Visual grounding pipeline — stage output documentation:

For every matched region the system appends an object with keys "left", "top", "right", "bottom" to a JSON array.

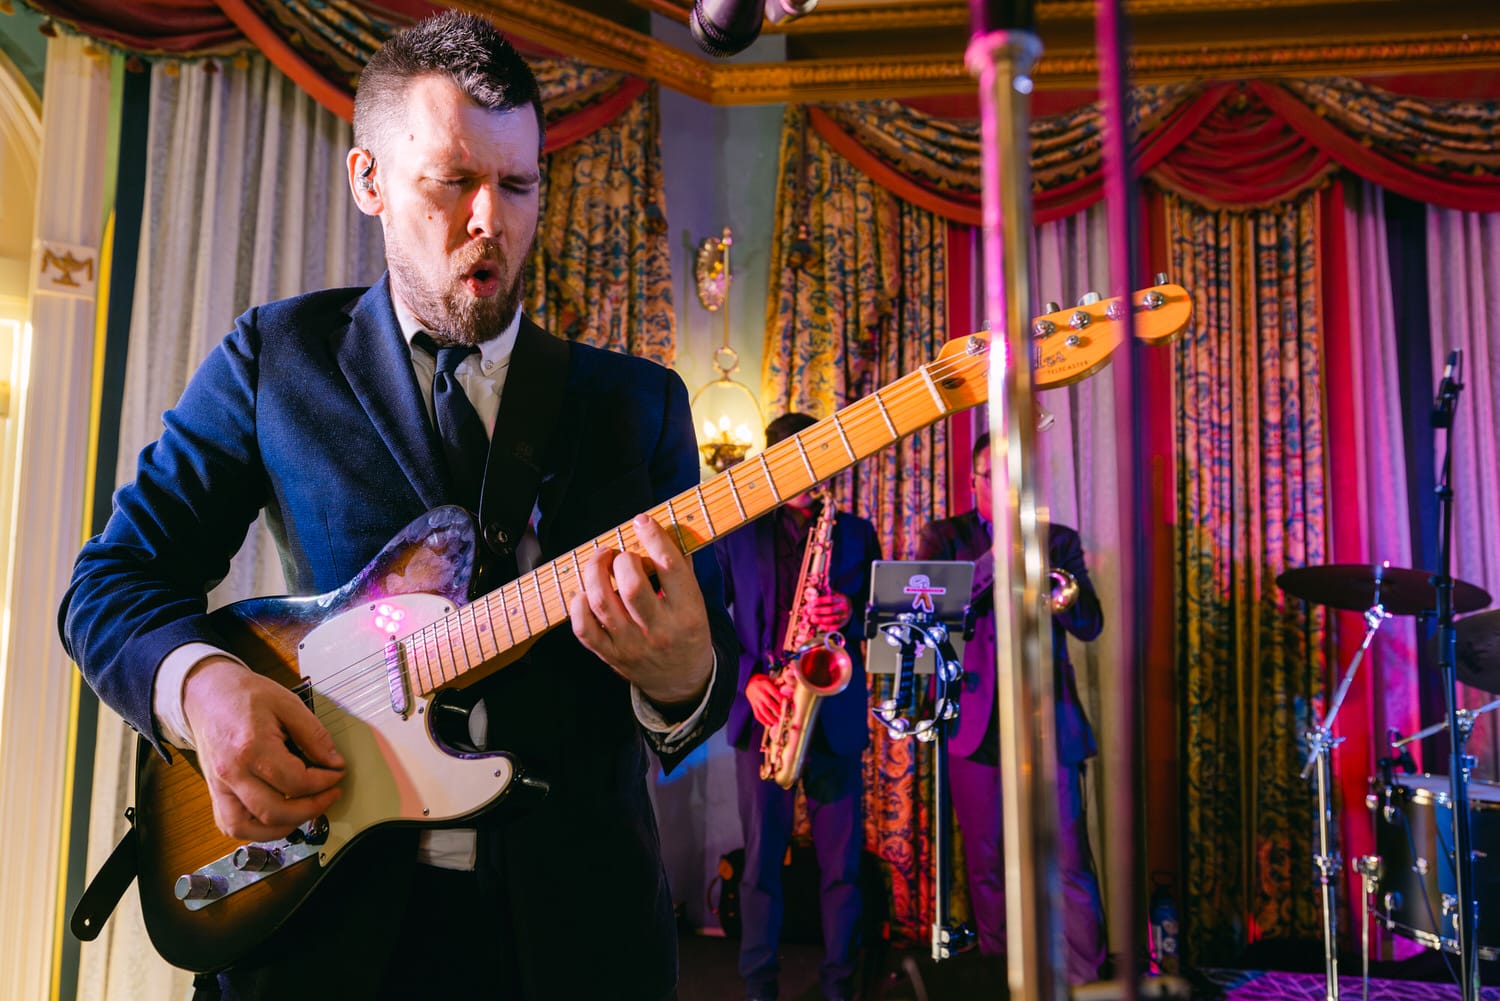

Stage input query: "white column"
[{"left": 0, "top": 34, "right": 110, "bottom": 1001}]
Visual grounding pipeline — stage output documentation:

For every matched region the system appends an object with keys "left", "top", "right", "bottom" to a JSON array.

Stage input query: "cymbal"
[
  {"left": 1451, "top": 610, "right": 1500, "bottom": 694},
  {"left": 1275, "top": 564, "right": 1492, "bottom": 615}
]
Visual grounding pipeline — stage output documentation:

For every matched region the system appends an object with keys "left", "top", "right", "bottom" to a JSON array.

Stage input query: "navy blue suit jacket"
[
  {"left": 59, "top": 275, "right": 737, "bottom": 997},
  {"left": 916, "top": 512, "right": 1101, "bottom": 765},
  {"left": 714, "top": 506, "right": 881, "bottom": 759}
]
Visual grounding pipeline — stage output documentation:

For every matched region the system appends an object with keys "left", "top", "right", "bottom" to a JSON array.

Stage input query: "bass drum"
[{"left": 1371, "top": 772, "right": 1500, "bottom": 958}]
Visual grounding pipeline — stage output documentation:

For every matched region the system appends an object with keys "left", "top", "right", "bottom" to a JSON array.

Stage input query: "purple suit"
[
  {"left": 715, "top": 507, "right": 881, "bottom": 1001},
  {"left": 916, "top": 512, "right": 1106, "bottom": 983}
]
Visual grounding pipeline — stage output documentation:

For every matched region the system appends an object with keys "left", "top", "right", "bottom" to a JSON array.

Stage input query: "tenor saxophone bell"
[{"left": 761, "top": 635, "right": 853, "bottom": 789}]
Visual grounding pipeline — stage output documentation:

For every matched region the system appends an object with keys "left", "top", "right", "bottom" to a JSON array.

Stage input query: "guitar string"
[{"left": 278, "top": 343, "right": 999, "bottom": 735}]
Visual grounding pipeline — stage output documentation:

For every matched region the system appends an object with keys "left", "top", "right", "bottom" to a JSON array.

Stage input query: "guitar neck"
[{"left": 399, "top": 336, "right": 991, "bottom": 695}]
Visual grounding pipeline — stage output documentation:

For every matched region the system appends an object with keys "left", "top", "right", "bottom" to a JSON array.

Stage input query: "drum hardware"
[
  {"left": 1347, "top": 352, "right": 1488, "bottom": 1001},
  {"left": 1390, "top": 698, "right": 1500, "bottom": 753},
  {"left": 1278, "top": 481, "right": 1494, "bottom": 1000},
  {"left": 1294, "top": 597, "right": 1391, "bottom": 1001},
  {"left": 1274, "top": 559, "right": 1479, "bottom": 1001},
  {"left": 1353, "top": 854, "right": 1381, "bottom": 1001}
]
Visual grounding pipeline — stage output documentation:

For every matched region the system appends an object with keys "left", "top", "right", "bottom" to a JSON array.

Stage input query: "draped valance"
[
  {"left": 810, "top": 76, "right": 1500, "bottom": 218},
  {"left": 15, "top": 0, "right": 646, "bottom": 149}
]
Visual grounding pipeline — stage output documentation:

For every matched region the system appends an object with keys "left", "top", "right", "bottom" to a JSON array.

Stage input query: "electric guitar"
[{"left": 126, "top": 283, "right": 1191, "bottom": 972}]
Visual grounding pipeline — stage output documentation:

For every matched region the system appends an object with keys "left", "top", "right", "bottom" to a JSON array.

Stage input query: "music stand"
[{"left": 864, "top": 559, "right": 975, "bottom": 961}]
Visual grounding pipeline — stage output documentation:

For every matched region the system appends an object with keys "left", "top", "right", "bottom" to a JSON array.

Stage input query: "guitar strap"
[
  {"left": 474, "top": 318, "right": 570, "bottom": 574},
  {"left": 70, "top": 808, "right": 137, "bottom": 943}
]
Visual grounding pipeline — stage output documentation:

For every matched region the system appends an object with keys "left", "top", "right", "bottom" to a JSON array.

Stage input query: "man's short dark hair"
[
  {"left": 765, "top": 412, "right": 818, "bottom": 447},
  {"left": 973, "top": 431, "right": 990, "bottom": 461},
  {"left": 354, "top": 11, "right": 545, "bottom": 157}
]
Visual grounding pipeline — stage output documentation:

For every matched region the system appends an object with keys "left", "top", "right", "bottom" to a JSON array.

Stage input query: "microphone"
[
  {"left": 1432, "top": 348, "right": 1461, "bottom": 427},
  {"left": 690, "top": 0, "right": 818, "bottom": 58}
]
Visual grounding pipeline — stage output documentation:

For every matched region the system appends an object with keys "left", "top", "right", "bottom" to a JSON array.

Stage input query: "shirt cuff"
[
  {"left": 631, "top": 651, "right": 717, "bottom": 745},
  {"left": 152, "top": 642, "right": 250, "bottom": 750}
]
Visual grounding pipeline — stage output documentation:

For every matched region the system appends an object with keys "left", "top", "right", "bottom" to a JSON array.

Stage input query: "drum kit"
[{"left": 1277, "top": 561, "right": 1499, "bottom": 1001}]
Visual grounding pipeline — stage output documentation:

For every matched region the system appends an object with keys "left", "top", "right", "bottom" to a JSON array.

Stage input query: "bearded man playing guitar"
[{"left": 60, "top": 12, "right": 738, "bottom": 1000}]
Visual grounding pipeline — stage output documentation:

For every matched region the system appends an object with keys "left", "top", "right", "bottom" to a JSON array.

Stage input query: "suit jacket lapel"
[
  {"left": 338, "top": 275, "right": 448, "bottom": 509},
  {"left": 531, "top": 319, "right": 581, "bottom": 556}
]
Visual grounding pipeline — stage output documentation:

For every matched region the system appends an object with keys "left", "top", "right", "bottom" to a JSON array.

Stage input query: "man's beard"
[{"left": 387, "top": 238, "right": 526, "bottom": 347}]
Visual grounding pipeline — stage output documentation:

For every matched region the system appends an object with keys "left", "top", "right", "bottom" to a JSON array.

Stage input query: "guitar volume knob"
[
  {"left": 174, "top": 873, "right": 227, "bottom": 901},
  {"left": 232, "top": 845, "right": 281, "bottom": 872}
]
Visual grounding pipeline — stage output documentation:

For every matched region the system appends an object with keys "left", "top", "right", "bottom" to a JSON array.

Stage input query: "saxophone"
[{"left": 760, "top": 488, "right": 854, "bottom": 789}]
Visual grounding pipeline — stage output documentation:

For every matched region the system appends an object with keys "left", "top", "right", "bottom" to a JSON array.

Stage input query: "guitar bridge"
[{"left": 173, "top": 822, "right": 323, "bottom": 911}]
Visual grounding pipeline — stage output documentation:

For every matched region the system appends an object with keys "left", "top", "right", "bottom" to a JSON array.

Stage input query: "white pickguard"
[{"left": 295, "top": 593, "right": 512, "bottom": 861}]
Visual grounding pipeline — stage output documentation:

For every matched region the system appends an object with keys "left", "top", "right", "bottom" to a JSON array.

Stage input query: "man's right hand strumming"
[{"left": 182, "top": 657, "right": 345, "bottom": 841}]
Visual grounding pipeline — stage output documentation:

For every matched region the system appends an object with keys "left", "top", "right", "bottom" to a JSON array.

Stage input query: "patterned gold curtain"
[
  {"left": 764, "top": 103, "right": 951, "bottom": 943},
  {"left": 526, "top": 84, "right": 675, "bottom": 363},
  {"left": 1168, "top": 189, "right": 1329, "bottom": 961}
]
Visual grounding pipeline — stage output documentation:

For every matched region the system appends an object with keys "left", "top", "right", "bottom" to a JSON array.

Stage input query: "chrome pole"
[
  {"left": 967, "top": 3, "right": 1059, "bottom": 1000},
  {"left": 1093, "top": 1, "right": 1142, "bottom": 997}
]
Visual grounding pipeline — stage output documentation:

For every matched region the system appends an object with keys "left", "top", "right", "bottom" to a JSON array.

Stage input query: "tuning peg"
[
  {"left": 1043, "top": 300, "right": 1061, "bottom": 315},
  {"left": 1154, "top": 272, "right": 1168, "bottom": 286},
  {"left": 1076, "top": 292, "right": 1102, "bottom": 306}
]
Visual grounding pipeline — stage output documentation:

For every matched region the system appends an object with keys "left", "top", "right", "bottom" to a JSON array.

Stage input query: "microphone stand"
[{"left": 1431, "top": 350, "right": 1478, "bottom": 1001}]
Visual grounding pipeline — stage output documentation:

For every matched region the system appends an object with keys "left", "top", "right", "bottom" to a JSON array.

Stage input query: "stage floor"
[
  {"left": 679, "top": 930, "right": 1500, "bottom": 1001},
  {"left": 1206, "top": 967, "right": 1499, "bottom": 1000}
]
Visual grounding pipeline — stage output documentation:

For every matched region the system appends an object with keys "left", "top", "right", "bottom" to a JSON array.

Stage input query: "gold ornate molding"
[
  {"left": 1041, "top": 0, "right": 1380, "bottom": 14},
  {"left": 639, "top": 0, "right": 1388, "bottom": 34},
  {"left": 461, "top": 0, "right": 1500, "bottom": 104},
  {"left": 1055, "top": 32, "right": 1500, "bottom": 89}
]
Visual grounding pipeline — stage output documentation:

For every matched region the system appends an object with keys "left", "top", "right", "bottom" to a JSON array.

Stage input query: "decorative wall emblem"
[{"left": 37, "top": 240, "right": 97, "bottom": 298}]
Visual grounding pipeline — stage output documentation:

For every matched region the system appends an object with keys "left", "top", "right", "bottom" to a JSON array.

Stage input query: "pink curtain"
[{"left": 1426, "top": 208, "right": 1500, "bottom": 772}]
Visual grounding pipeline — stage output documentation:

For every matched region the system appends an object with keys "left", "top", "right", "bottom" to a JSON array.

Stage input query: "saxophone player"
[
  {"left": 715, "top": 412, "right": 883, "bottom": 1001},
  {"left": 916, "top": 431, "right": 1106, "bottom": 985}
]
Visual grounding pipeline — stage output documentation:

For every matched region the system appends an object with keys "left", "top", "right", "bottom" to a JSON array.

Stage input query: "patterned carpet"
[{"left": 1204, "top": 968, "right": 1500, "bottom": 1000}]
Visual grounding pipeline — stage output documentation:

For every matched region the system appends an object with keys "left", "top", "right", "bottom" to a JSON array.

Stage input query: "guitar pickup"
[{"left": 384, "top": 637, "right": 410, "bottom": 717}]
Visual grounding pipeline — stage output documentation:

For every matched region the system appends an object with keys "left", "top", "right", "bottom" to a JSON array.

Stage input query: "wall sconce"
[{"left": 690, "top": 227, "right": 764, "bottom": 475}]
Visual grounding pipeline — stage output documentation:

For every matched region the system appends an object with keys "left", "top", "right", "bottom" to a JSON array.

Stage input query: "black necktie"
[{"left": 413, "top": 331, "right": 488, "bottom": 511}]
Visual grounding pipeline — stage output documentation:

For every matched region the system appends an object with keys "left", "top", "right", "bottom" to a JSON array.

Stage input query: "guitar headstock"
[
  {"left": 926, "top": 282, "right": 1193, "bottom": 410},
  {"left": 1032, "top": 282, "right": 1193, "bottom": 390}
]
